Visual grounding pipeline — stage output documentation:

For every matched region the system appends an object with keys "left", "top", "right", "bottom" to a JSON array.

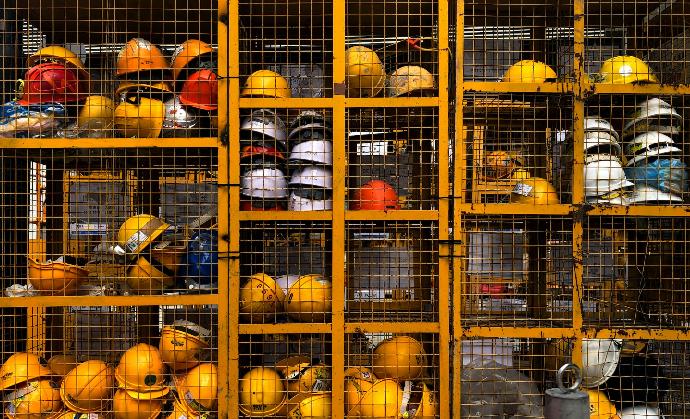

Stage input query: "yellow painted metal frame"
[{"left": 453, "top": 0, "right": 690, "bottom": 416}]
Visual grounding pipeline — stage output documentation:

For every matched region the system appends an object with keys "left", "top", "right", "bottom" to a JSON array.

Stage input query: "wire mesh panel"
[
  {"left": 460, "top": 337, "right": 566, "bottom": 417},
  {"left": 345, "top": 332, "right": 440, "bottom": 418},
  {"left": 461, "top": 216, "right": 573, "bottom": 328},
  {"left": 238, "top": 0, "right": 333, "bottom": 98},
  {"left": 463, "top": 0, "right": 573, "bottom": 81},
  {"left": 347, "top": 108, "right": 439, "bottom": 210},
  {"left": 346, "top": 221, "right": 438, "bottom": 322},
  {"left": 463, "top": 93, "right": 573, "bottom": 204},
  {"left": 584, "top": 0, "right": 690, "bottom": 86},
  {"left": 0, "top": 304, "right": 219, "bottom": 419}
]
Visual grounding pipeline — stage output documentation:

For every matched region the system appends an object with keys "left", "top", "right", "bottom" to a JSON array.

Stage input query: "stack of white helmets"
[
  {"left": 622, "top": 98, "right": 686, "bottom": 205},
  {"left": 582, "top": 117, "right": 633, "bottom": 205},
  {"left": 286, "top": 111, "right": 334, "bottom": 211},
  {"left": 239, "top": 109, "right": 289, "bottom": 211}
]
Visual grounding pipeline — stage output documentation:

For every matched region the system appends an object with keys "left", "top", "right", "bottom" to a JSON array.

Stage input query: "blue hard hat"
[{"left": 180, "top": 229, "right": 218, "bottom": 290}]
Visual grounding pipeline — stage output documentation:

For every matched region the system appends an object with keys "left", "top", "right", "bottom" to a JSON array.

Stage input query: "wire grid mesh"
[
  {"left": 460, "top": 216, "right": 573, "bottom": 328},
  {"left": 238, "top": 221, "right": 332, "bottom": 324},
  {"left": 347, "top": 108, "right": 439, "bottom": 210},
  {"left": 345, "top": 332, "right": 440, "bottom": 418},
  {"left": 584, "top": 0, "right": 690, "bottom": 85},
  {"left": 463, "top": 0, "right": 573, "bottom": 81},
  {"left": 580, "top": 216, "right": 690, "bottom": 329},
  {"left": 0, "top": 148, "right": 218, "bottom": 297},
  {"left": 463, "top": 93, "right": 573, "bottom": 204},
  {"left": 345, "top": 221, "right": 438, "bottom": 322},
  {"left": 459, "top": 337, "right": 565, "bottom": 417},
  {"left": 0, "top": 304, "right": 219, "bottom": 418}
]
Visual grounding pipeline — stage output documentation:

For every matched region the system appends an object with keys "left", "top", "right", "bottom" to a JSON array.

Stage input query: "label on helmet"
[
  {"left": 170, "top": 45, "right": 185, "bottom": 63},
  {"left": 125, "top": 230, "right": 150, "bottom": 252},
  {"left": 312, "top": 379, "right": 329, "bottom": 392},
  {"left": 512, "top": 182, "right": 533, "bottom": 197},
  {"left": 184, "top": 391, "right": 205, "bottom": 412},
  {"left": 356, "top": 141, "right": 388, "bottom": 156},
  {"left": 4, "top": 381, "right": 39, "bottom": 403}
]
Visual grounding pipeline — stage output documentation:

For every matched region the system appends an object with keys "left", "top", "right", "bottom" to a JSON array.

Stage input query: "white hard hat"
[
  {"left": 619, "top": 405, "right": 663, "bottom": 419},
  {"left": 581, "top": 338, "right": 623, "bottom": 388},
  {"left": 289, "top": 139, "right": 333, "bottom": 166},
  {"left": 628, "top": 185, "right": 683, "bottom": 205},
  {"left": 625, "top": 131, "right": 682, "bottom": 166},
  {"left": 288, "top": 191, "right": 333, "bottom": 211},
  {"left": 584, "top": 131, "right": 622, "bottom": 156},
  {"left": 289, "top": 166, "right": 333, "bottom": 189},
  {"left": 584, "top": 116, "right": 620, "bottom": 141},
  {"left": 584, "top": 154, "right": 634, "bottom": 197},
  {"left": 288, "top": 110, "right": 330, "bottom": 132},
  {"left": 241, "top": 167, "right": 288, "bottom": 199},
  {"left": 275, "top": 274, "right": 300, "bottom": 296},
  {"left": 240, "top": 109, "right": 288, "bottom": 149},
  {"left": 160, "top": 96, "right": 201, "bottom": 138},
  {"left": 623, "top": 98, "right": 682, "bottom": 134}
]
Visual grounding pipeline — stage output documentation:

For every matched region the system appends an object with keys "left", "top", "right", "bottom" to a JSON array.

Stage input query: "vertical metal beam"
[
  {"left": 571, "top": 0, "right": 586, "bottom": 368},
  {"left": 452, "top": 0, "right": 465, "bottom": 415},
  {"left": 331, "top": 0, "right": 346, "bottom": 417},
  {"left": 437, "top": 0, "right": 451, "bottom": 417}
]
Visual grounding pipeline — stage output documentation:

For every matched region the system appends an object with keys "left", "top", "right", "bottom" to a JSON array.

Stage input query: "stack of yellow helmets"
[
  {"left": 342, "top": 336, "right": 438, "bottom": 418},
  {"left": 0, "top": 352, "right": 63, "bottom": 419},
  {"left": 114, "top": 38, "right": 172, "bottom": 138},
  {"left": 113, "top": 344, "right": 169, "bottom": 419},
  {"left": 118, "top": 214, "right": 177, "bottom": 295},
  {"left": 172, "top": 363, "right": 218, "bottom": 418}
]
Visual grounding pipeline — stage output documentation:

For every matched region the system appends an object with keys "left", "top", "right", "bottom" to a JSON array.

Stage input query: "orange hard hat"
[
  {"left": 116, "top": 38, "right": 169, "bottom": 77},
  {"left": 350, "top": 180, "right": 400, "bottom": 210},
  {"left": 17, "top": 63, "right": 85, "bottom": 105},
  {"left": 179, "top": 69, "right": 218, "bottom": 111},
  {"left": 171, "top": 39, "right": 215, "bottom": 81}
]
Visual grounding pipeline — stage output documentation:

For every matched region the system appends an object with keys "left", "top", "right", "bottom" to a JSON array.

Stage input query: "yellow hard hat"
[
  {"left": 117, "top": 214, "right": 170, "bottom": 255},
  {"left": 112, "top": 389, "right": 163, "bottom": 419},
  {"left": 3, "top": 379, "right": 62, "bottom": 419},
  {"left": 171, "top": 39, "right": 215, "bottom": 81},
  {"left": 163, "top": 399, "right": 200, "bottom": 419},
  {"left": 60, "top": 360, "right": 114, "bottom": 413},
  {"left": 239, "top": 273, "right": 286, "bottom": 322},
  {"left": 354, "top": 378, "right": 404, "bottom": 418},
  {"left": 27, "top": 258, "right": 89, "bottom": 296},
  {"left": 287, "top": 393, "right": 332, "bottom": 419},
  {"left": 502, "top": 59, "right": 558, "bottom": 83},
  {"left": 403, "top": 382, "right": 437, "bottom": 419},
  {"left": 241, "top": 70, "right": 291, "bottom": 98},
  {"left": 346, "top": 46, "right": 386, "bottom": 97},
  {"left": 47, "top": 355, "right": 78, "bottom": 378},
  {"left": 115, "top": 81, "right": 173, "bottom": 97},
  {"left": 27, "top": 46, "right": 90, "bottom": 79},
  {"left": 344, "top": 367, "right": 377, "bottom": 415},
  {"left": 510, "top": 168, "right": 532, "bottom": 182},
  {"left": 275, "top": 356, "right": 331, "bottom": 395},
  {"left": 176, "top": 363, "right": 217, "bottom": 414},
  {"left": 285, "top": 274, "right": 332, "bottom": 322},
  {"left": 126, "top": 256, "right": 175, "bottom": 295},
  {"left": 77, "top": 96, "right": 115, "bottom": 130},
  {"left": 159, "top": 321, "right": 211, "bottom": 371},
  {"left": 387, "top": 66, "right": 435, "bottom": 97},
  {"left": 114, "top": 96, "right": 166, "bottom": 138},
  {"left": 116, "top": 38, "right": 170, "bottom": 77},
  {"left": 372, "top": 336, "right": 426, "bottom": 380},
  {"left": 598, "top": 56, "right": 658, "bottom": 85},
  {"left": 510, "top": 177, "right": 560, "bottom": 205},
  {"left": 0, "top": 352, "right": 53, "bottom": 391},
  {"left": 114, "top": 343, "right": 169, "bottom": 399},
  {"left": 238, "top": 367, "right": 286, "bottom": 417},
  {"left": 484, "top": 150, "right": 525, "bottom": 180},
  {"left": 586, "top": 389, "right": 618, "bottom": 419}
]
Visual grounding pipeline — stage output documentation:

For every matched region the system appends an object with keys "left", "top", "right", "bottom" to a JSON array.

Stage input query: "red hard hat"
[
  {"left": 17, "top": 63, "right": 85, "bottom": 105},
  {"left": 240, "top": 200, "right": 285, "bottom": 211},
  {"left": 350, "top": 180, "right": 400, "bottom": 210},
  {"left": 240, "top": 145, "right": 285, "bottom": 161},
  {"left": 179, "top": 69, "right": 218, "bottom": 110}
]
